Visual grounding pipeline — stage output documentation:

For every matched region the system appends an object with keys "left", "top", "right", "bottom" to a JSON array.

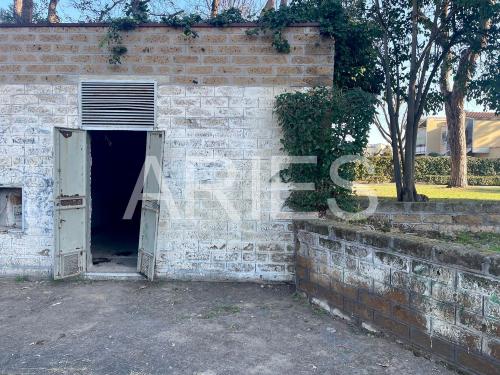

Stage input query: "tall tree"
[
  {"left": 210, "top": 0, "right": 220, "bottom": 15},
  {"left": 439, "top": 0, "right": 498, "bottom": 187},
  {"left": 373, "top": 101, "right": 407, "bottom": 164},
  {"left": 370, "top": 0, "right": 496, "bottom": 201},
  {"left": 21, "top": 0, "right": 33, "bottom": 22},
  {"left": 47, "top": 0, "right": 60, "bottom": 23},
  {"left": 13, "top": 0, "right": 22, "bottom": 22},
  {"left": 263, "top": 0, "right": 275, "bottom": 11},
  {"left": 13, "top": 0, "right": 33, "bottom": 23}
]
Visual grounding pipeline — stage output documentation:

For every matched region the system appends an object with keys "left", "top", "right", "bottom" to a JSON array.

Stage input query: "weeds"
[{"left": 202, "top": 304, "right": 241, "bottom": 319}]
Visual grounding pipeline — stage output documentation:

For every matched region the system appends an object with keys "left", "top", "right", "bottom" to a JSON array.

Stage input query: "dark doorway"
[{"left": 89, "top": 131, "right": 147, "bottom": 272}]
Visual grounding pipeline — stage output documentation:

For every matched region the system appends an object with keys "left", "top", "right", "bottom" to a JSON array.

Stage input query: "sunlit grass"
[{"left": 355, "top": 183, "right": 500, "bottom": 201}]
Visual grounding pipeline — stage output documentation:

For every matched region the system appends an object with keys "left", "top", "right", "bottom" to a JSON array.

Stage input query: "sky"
[{"left": 0, "top": 0, "right": 491, "bottom": 145}]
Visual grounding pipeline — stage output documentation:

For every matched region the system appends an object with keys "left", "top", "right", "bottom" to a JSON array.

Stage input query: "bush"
[
  {"left": 276, "top": 86, "right": 376, "bottom": 212},
  {"left": 418, "top": 175, "right": 500, "bottom": 186},
  {"left": 356, "top": 156, "right": 500, "bottom": 186}
]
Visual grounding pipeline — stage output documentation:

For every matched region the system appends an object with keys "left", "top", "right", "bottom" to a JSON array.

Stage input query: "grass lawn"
[
  {"left": 355, "top": 183, "right": 500, "bottom": 201},
  {"left": 453, "top": 232, "right": 500, "bottom": 253}
]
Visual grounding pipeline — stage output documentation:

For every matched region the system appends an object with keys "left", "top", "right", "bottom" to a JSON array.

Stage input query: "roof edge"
[{"left": 0, "top": 21, "right": 320, "bottom": 28}]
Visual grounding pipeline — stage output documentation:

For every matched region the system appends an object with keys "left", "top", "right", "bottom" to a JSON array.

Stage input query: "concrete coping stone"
[
  {"left": 369, "top": 199, "right": 500, "bottom": 214},
  {"left": 0, "top": 22, "right": 321, "bottom": 29}
]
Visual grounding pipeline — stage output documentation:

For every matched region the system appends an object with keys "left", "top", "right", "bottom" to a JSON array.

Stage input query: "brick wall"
[
  {"left": 0, "top": 24, "right": 333, "bottom": 85},
  {"left": 294, "top": 220, "right": 500, "bottom": 375},
  {"left": 0, "top": 83, "right": 76, "bottom": 277}
]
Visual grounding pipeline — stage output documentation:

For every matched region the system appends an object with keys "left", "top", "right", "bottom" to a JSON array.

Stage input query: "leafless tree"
[
  {"left": 200, "top": 0, "right": 262, "bottom": 17},
  {"left": 68, "top": 0, "right": 176, "bottom": 22},
  {"left": 374, "top": 101, "right": 407, "bottom": 164}
]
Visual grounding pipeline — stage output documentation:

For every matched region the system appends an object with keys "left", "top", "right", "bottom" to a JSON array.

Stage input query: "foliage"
[
  {"left": 99, "top": 0, "right": 151, "bottom": 64},
  {"left": 417, "top": 175, "right": 500, "bottom": 186},
  {"left": 366, "top": 0, "right": 499, "bottom": 200},
  {"left": 453, "top": 232, "right": 500, "bottom": 253},
  {"left": 0, "top": 1, "right": 50, "bottom": 24},
  {"left": 161, "top": 8, "right": 245, "bottom": 37},
  {"left": 356, "top": 156, "right": 500, "bottom": 185},
  {"left": 249, "top": 0, "right": 383, "bottom": 93},
  {"left": 161, "top": 12, "right": 203, "bottom": 38},
  {"left": 470, "top": 42, "right": 500, "bottom": 114},
  {"left": 275, "top": 87, "right": 376, "bottom": 212},
  {"left": 209, "top": 7, "right": 246, "bottom": 26}
]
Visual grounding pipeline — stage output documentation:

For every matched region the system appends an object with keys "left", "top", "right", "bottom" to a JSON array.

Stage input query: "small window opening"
[{"left": 0, "top": 187, "right": 22, "bottom": 231}]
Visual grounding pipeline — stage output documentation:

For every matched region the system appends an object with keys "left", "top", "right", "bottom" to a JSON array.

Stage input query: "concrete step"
[{"left": 83, "top": 272, "right": 146, "bottom": 281}]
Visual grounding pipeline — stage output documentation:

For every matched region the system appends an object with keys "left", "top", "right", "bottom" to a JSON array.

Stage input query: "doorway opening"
[{"left": 88, "top": 130, "right": 147, "bottom": 273}]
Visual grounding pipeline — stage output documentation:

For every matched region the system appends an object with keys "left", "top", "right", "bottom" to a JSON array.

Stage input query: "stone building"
[{"left": 0, "top": 23, "right": 333, "bottom": 280}]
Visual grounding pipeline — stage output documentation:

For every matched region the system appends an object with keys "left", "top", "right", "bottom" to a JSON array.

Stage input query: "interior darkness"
[{"left": 90, "top": 130, "right": 147, "bottom": 271}]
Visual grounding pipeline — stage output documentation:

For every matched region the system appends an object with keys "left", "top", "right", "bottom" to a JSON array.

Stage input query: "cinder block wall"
[
  {"left": 0, "top": 24, "right": 333, "bottom": 280},
  {"left": 294, "top": 220, "right": 500, "bottom": 375}
]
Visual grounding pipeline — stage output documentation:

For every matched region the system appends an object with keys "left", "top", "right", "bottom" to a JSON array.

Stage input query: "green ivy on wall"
[{"left": 275, "top": 87, "right": 376, "bottom": 213}]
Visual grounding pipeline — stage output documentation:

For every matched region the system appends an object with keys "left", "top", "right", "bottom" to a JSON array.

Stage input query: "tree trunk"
[
  {"left": 439, "top": 9, "right": 490, "bottom": 188},
  {"left": 14, "top": 0, "right": 33, "bottom": 23},
  {"left": 263, "top": 0, "right": 275, "bottom": 12},
  {"left": 280, "top": 0, "right": 288, "bottom": 7},
  {"left": 445, "top": 94, "right": 468, "bottom": 187},
  {"left": 48, "top": 0, "right": 60, "bottom": 23},
  {"left": 13, "top": 0, "right": 22, "bottom": 22},
  {"left": 401, "top": 0, "right": 419, "bottom": 202},
  {"left": 21, "top": 0, "right": 33, "bottom": 23},
  {"left": 210, "top": 0, "right": 220, "bottom": 17}
]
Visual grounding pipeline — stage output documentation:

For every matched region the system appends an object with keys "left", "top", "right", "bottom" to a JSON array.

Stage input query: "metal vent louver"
[{"left": 80, "top": 81, "right": 155, "bottom": 129}]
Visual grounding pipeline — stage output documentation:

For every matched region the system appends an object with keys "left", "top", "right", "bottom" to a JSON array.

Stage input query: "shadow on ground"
[{"left": 0, "top": 280, "right": 455, "bottom": 375}]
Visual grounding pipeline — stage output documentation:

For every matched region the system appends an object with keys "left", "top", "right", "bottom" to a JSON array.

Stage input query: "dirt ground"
[{"left": 0, "top": 279, "right": 456, "bottom": 375}]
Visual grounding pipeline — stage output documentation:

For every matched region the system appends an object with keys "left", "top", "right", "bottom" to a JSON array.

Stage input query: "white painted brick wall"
[
  {"left": 0, "top": 84, "right": 78, "bottom": 277},
  {"left": 0, "top": 82, "right": 299, "bottom": 281}
]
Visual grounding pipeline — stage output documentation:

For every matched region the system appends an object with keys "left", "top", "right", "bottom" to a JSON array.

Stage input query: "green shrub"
[
  {"left": 418, "top": 175, "right": 500, "bottom": 186},
  {"left": 356, "top": 156, "right": 500, "bottom": 185},
  {"left": 276, "top": 87, "right": 376, "bottom": 212}
]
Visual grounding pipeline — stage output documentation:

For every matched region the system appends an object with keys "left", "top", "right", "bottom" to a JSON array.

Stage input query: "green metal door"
[
  {"left": 54, "top": 128, "right": 89, "bottom": 279},
  {"left": 137, "top": 131, "right": 164, "bottom": 280}
]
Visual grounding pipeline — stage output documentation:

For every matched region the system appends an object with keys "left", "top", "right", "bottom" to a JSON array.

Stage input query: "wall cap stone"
[{"left": 0, "top": 22, "right": 321, "bottom": 29}]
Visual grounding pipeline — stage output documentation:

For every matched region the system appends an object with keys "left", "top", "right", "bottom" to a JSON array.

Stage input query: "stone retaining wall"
[
  {"left": 294, "top": 219, "right": 500, "bottom": 375},
  {"left": 343, "top": 200, "right": 500, "bottom": 235}
]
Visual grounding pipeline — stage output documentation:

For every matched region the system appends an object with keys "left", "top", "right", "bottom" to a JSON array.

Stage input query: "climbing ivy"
[
  {"left": 248, "top": 0, "right": 383, "bottom": 93},
  {"left": 99, "top": 0, "right": 384, "bottom": 95},
  {"left": 99, "top": 0, "right": 149, "bottom": 64},
  {"left": 275, "top": 87, "right": 377, "bottom": 213}
]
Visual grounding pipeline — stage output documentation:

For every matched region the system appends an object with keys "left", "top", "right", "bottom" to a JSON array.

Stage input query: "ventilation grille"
[
  {"left": 139, "top": 250, "right": 154, "bottom": 279},
  {"left": 80, "top": 81, "right": 155, "bottom": 129},
  {"left": 62, "top": 253, "right": 80, "bottom": 277}
]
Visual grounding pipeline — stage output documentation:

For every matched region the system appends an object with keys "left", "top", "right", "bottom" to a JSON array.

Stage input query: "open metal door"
[
  {"left": 54, "top": 128, "right": 89, "bottom": 279},
  {"left": 137, "top": 131, "right": 164, "bottom": 280}
]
